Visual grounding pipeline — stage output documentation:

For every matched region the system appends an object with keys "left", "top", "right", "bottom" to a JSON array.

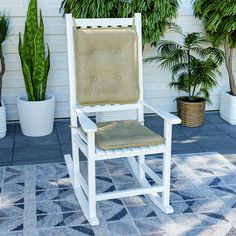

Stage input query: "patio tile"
[
  {"left": 177, "top": 121, "right": 223, "bottom": 138},
  {"left": 2, "top": 182, "right": 25, "bottom": 193},
  {"left": 100, "top": 205, "right": 131, "bottom": 222},
  {"left": 0, "top": 232, "right": 23, "bottom": 236},
  {"left": 215, "top": 123, "right": 236, "bottom": 137},
  {"left": 106, "top": 221, "right": 138, "bottom": 236},
  {"left": 0, "top": 147, "right": 12, "bottom": 165},
  {"left": 205, "top": 112, "right": 226, "bottom": 125},
  {"left": 144, "top": 116, "right": 163, "bottom": 128},
  {"left": 35, "top": 162, "right": 68, "bottom": 181},
  {"left": 0, "top": 136, "right": 14, "bottom": 148},
  {"left": 4, "top": 166, "right": 25, "bottom": 183},
  {"left": 13, "top": 144, "right": 63, "bottom": 165},
  {"left": 170, "top": 213, "right": 206, "bottom": 228},
  {"left": 193, "top": 135, "right": 236, "bottom": 149},
  {"left": 134, "top": 218, "right": 167, "bottom": 234},
  {"left": 170, "top": 177, "right": 201, "bottom": 190},
  {"left": 177, "top": 226, "right": 222, "bottom": 236},
  {"left": 14, "top": 132, "right": 58, "bottom": 148},
  {"left": 1, "top": 192, "right": 24, "bottom": 206},
  {"left": 37, "top": 210, "right": 103, "bottom": 228},
  {"left": 0, "top": 202, "right": 24, "bottom": 219},
  {"left": 199, "top": 211, "right": 231, "bottom": 226},
  {"left": 0, "top": 216, "right": 23, "bottom": 233},
  {"left": 36, "top": 199, "right": 81, "bottom": 215},
  {"left": 127, "top": 205, "right": 158, "bottom": 219},
  {"left": 35, "top": 178, "right": 72, "bottom": 191},
  {"left": 122, "top": 195, "right": 149, "bottom": 207},
  {"left": 209, "top": 186, "right": 236, "bottom": 198},
  {"left": 39, "top": 224, "right": 108, "bottom": 236},
  {"left": 170, "top": 187, "right": 213, "bottom": 202},
  {"left": 171, "top": 198, "right": 226, "bottom": 214},
  {"left": 98, "top": 198, "right": 124, "bottom": 209},
  {"left": 6, "top": 123, "right": 15, "bottom": 137},
  {"left": 172, "top": 139, "right": 202, "bottom": 154},
  {"left": 35, "top": 188, "right": 76, "bottom": 202}
]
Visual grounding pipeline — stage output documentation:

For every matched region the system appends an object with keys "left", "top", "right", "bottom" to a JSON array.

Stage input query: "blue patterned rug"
[{"left": 0, "top": 152, "right": 236, "bottom": 236}]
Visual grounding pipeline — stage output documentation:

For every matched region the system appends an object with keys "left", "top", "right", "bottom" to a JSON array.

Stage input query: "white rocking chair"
[{"left": 65, "top": 13, "right": 181, "bottom": 226}]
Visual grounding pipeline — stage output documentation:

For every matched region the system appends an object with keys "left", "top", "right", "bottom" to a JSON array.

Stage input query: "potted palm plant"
[
  {"left": 0, "top": 12, "right": 10, "bottom": 138},
  {"left": 145, "top": 32, "right": 224, "bottom": 127},
  {"left": 17, "top": 0, "right": 55, "bottom": 137},
  {"left": 193, "top": 0, "right": 236, "bottom": 125},
  {"left": 60, "top": 0, "right": 179, "bottom": 47}
]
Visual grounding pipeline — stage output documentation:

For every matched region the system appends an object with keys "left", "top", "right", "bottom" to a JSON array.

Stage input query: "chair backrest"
[{"left": 66, "top": 13, "right": 144, "bottom": 121}]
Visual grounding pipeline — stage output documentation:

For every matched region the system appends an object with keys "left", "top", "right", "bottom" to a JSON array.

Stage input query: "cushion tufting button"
[
  {"left": 117, "top": 76, "right": 122, "bottom": 80},
  {"left": 94, "top": 77, "right": 97, "bottom": 81}
]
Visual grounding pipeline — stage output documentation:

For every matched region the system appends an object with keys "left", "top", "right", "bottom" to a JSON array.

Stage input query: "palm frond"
[{"left": 0, "top": 12, "right": 10, "bottom": 44}]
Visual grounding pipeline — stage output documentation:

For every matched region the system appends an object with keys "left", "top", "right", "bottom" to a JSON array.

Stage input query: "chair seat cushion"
[{"left": 95, "top": 120, "right": 165, "bottom": 150}]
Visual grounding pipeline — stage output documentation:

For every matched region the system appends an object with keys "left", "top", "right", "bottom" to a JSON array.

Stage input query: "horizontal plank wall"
[{"left": 1, "top": 0, "right": 235, "bottom": 120}]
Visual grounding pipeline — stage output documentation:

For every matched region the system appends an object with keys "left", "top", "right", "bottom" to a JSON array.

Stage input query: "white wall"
[{"left": 1, "top": 0, "right": 235, "bottom": 120}]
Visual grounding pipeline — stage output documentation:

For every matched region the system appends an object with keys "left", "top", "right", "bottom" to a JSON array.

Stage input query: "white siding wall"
[{"left": 1, "top": 0, "right": 235, "bottom": 120}]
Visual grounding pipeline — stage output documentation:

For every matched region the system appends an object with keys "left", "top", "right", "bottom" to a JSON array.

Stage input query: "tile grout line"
[
  {"left": 54, "top": 123, "right": 65, "bottom": 161},
  {"left": 10, "top": 123, "right": 16, "bottom": 166}
]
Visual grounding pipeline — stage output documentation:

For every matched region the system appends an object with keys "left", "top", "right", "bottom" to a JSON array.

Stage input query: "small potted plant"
[
  {"left": 193, "top": 0, "right": 236, "bottom": 125},
  {"left": 145, "top": 32, "right": 224, "bottom": 127},
  {"left": 0, "top": 12, "right": 10, "bottom": 138},
  {"left": 17, "top": 0, "right": 55, "bottom": 137}
]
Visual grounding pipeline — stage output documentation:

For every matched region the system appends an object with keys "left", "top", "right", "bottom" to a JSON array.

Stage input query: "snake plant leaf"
[
  {"left": 19, "top": 0, "right": 50, "bottom": 101},
  {"left": 19, "top": 33, "right": 35, "bottom": 101},
  {"left": 33, "top": 10, "right": 45, "bottom": 100},
  {"left": 24, "top": 0, "right": 38, "bottom": 72},
  {"left": 41, "top": 44, "right": 50, "bottom": 100}
]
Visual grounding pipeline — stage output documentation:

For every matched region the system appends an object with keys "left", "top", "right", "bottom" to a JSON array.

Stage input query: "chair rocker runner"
[{"left": 65, "top": 13, "right": 181, "bottom": 226}]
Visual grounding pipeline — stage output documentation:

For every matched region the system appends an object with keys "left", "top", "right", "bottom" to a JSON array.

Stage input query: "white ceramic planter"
[
  {"left": 220, "top": 92, "right": 236, "bottom": 125},
  {"left": 17, "top": 94, "right": 55, "bottom": 137},
  {"left": 0, "top": 100, "right": 7, "bottom": 138}
]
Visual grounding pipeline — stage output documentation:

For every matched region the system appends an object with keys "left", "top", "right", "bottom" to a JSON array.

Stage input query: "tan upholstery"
[
  {"left": 75, "top": 28, "right": 139, "bottom": 105},
  {"left": 94, "top": 120, "right": 165, "bottom": 150}
]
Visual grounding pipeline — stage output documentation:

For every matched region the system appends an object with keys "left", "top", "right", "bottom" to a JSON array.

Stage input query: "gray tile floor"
[{"left": 0, "top": 112, "right": 236, "bottom": 167}]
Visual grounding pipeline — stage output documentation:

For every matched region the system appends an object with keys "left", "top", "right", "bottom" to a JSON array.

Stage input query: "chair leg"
[
  {"left": 72, "top": 142, "right": 80, "bottom": 188},
  {"left": 87, "top": 156, "right": 99, "bottom": 225},
  {"left": 138, "top": 155, "right": 145, "bottom": 182},
  {"left": 162, "top": 151, "right": 173, "bottom": 213}
]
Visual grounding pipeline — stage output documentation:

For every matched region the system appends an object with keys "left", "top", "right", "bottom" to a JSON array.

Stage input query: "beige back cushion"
[{"left": 75, "top": 27, "right": 140, "bottom": 106}]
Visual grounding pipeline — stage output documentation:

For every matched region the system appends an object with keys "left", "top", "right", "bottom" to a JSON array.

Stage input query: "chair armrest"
[
  {"left": 76, "top": 108, "right": 97, "bottom": 133},
  {"left": 142, "top": 101, "right": 181, "bottom": 125}
]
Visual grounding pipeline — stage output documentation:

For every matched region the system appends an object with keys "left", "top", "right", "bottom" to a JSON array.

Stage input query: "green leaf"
[
  {"left": 19, "top": 34, "right": 35, "bottom": 101},
  {"left": 24, "top": 0, "right": 38, "bottom": 72},
  {"left": 32, "top": 10, "right": 45, "bottom": 100},
  {"left": 41, "top": 44, "right": 50, "bottom": 100}
]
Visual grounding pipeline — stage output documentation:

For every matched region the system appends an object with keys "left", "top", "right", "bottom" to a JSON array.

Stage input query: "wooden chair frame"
[{"left": 65, "top": 13, "right": 181, "bottom": 226}]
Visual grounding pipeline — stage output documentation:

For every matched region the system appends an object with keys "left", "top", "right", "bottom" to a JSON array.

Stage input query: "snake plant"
[{"left": 19, "top": 0, "right": 50, "bottom": 101}]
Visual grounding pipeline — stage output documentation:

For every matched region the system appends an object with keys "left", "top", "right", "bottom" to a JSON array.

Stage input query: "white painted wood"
[
  {"left": 74, "top": 17, "right": 133, "bottom": 28},
  {"left": 220, "top": 92, "right": 236, "bottom": 125},
  {"left": 64, "top": 154, "right": 99, "bottom": 225},
  {"left": 96, "top": 186, "right": 165, "bottom": 201},
  {"left": 95, "top": 144, "right": 167, "bottom": 160},
  {"left": 65, "top": 14, "right": 179, "bottom": 226},
  {"left": 143, "top": 164, "right": 163, "bottom": 185}
]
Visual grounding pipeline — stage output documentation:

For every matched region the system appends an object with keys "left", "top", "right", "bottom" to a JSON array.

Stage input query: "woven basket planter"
[{"left": 177, "top": 97, "right": 206, "bottom": 127}]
